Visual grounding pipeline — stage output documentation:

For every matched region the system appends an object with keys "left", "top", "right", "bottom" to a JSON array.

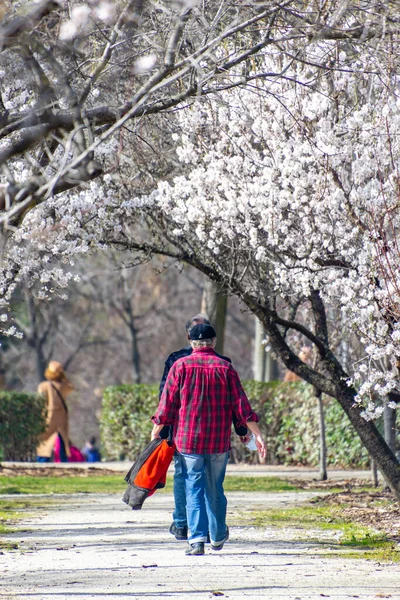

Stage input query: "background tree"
[
  {"left": 85, "top": 253, "right": 170, "bottom": 384},
  {"left": 201, "top": 279, "right": 228, "bottom": 355},
  {"left": 254, "top": 318, "right": 279, "bottom": 382},
  {"left": 0, "top": 250, "right": 255, "bottom": 445}
]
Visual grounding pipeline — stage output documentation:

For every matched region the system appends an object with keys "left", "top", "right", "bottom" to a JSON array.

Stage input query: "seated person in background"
[{"left": 81, "top": 436, "right": 101, "bottom": 463}]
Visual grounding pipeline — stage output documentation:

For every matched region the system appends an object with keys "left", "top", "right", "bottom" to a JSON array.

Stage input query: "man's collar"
[{"left": 192, "top": 346, "right": 215, "bottom": 353}]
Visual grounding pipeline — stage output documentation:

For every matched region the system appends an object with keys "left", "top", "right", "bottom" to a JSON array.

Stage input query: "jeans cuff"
[{"left": 189, "top": 536, "right": 207, "bottom": 544}]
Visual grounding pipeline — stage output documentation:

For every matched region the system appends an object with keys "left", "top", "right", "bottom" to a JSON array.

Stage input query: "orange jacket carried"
[{"left": 122, "top": 438, "right": 175, "bottom": 510}]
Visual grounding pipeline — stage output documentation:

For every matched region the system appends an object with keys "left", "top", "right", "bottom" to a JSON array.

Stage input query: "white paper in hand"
[{"left": 245, "top": 434, "right": 257, "bottom": 451}]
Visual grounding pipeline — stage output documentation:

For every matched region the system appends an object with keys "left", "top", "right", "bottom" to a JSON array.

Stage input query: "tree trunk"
[
  {"left": 382, "top": 400, "right": 397, "bottom": 492},
  {"left": 315, "top": 388, "right": 327, "bottom": 481},
  {"left": 334, "top": 384, "right": 400, "bottom": 499},
  {"left": 246, "top": 303, "right": 400, "bottom": 499},
  {"left": 384, "top": 400, "right": 397, "bottom": 454},
  {"left": 27, "top": 296, "right": 48, "bottom": 383},
  {"left": 253, "top": 317, "right": 279, "bottom": 381},
  {"left": 129, "top": 322, "right": 141, "bottom": 384},
  {"left": 201, "top": 278, "right": 228, "bottom": 355},
  {"left": 120, "top": 270, "right": 142, "bottom": 385},
  {"left": 371, "top": 461, "right": 379, "bottom": 487},
  {"left": 35, "top": 351, "right": 47, "bottom": 384}
]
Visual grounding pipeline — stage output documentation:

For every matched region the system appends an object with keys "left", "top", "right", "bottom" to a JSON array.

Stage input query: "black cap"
[{"left": 189, "top": 324, "right": 216, "bottom": 340}]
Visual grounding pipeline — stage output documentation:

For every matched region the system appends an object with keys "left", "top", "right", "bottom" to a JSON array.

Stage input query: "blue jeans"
[
  {"left": 172, "top": 451, "right": 187, "bottom": 528},
  {"left": 181, "top": 451, "right": 229, "bottom": 545}
]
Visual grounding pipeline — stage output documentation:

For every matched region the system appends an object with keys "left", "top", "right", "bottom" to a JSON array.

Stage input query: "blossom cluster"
[
  {"left": 60, "top": 1, "right": 116, "bottom": 41},
  {"left": 139, "top": 43, "right": 400, "bottom": 411}
]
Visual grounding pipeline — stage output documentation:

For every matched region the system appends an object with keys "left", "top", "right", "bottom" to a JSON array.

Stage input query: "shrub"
[
  {"left": 230, "top": 380, "right": 299, "bottom": 464},
  {"left": 233, "top": 381, "right": 369, "bottom": 468},
  {"left": 0, "top": 392, "right": 47, "bottom": 461},
  {"left": 100, "top": 381, "right": 370, "bottom": 468},
  {"left": 99, "top": 384, "right": 159, "bottom": 461},
  {"left": 272, "top": 383, "right": 370, "bottom": 468}
]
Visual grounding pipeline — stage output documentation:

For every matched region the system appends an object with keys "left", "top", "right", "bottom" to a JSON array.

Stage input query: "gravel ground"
[{"left": 0, "top": 491, "right": 399, "bottom": 600}]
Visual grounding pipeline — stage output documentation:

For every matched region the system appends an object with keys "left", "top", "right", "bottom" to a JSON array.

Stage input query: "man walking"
[
  {"left": 159, "top": 314, "right": 249, "bottom": 542},
  {"left": 152, "top": 324, "right": 266, "bottom": 556}
]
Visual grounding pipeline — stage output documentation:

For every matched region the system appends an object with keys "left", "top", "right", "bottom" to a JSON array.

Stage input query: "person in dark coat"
[{"left": 159, "top": 314, "right": 250, "bottom": 542}]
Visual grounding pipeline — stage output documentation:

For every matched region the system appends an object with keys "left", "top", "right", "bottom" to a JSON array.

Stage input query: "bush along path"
[
  {"left": 0, "top": 486, "right": 399, "bottom": 600},
  {"left": 99, "top": 382, "right": 370, "bottom": 469}
]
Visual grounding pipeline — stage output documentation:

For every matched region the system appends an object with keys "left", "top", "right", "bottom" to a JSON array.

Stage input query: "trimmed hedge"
[
  {"left": 99, "top": 381, "right": 370, "bottom": 467},
  {"left": 0, "top": 391, "right": 47, "bottom": 461},
  {"left": 230, "top": 381, "right": 370, "bottom": 468},
  {"left": 99, "top": 384, "right": 160, "bottom": 461}
]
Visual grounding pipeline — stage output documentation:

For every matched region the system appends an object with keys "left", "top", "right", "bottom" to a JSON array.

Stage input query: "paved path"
[{"left": 0, "top": 489, "right": 398, "bottom": 600}]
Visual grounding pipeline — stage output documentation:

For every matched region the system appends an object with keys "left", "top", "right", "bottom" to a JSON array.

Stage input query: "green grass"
[
  {"left": 244, "top": 504, "right": 367, "bottom": 535},
  {"left": 239, "top": 504, "right": 400, "bottom": 563},
  {"left": 0, "top": 499, "right": 30, "bottom": 535},
  {"left": 311, "top": 485, "right": 378, "bottom": 494},
  {"left": 0, "top": 474, "right": 301, "bottom": 495},
  {"left": 0, "top": 474, "right": 127, "bottom": 495},
  {"left": 0, "top": 498, "right": 52, "bottom": 549},
  {"left": 225, "top": 476, "right": 299, "bottom": 492}
]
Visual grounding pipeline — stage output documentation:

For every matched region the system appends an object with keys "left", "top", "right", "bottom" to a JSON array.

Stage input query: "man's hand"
[
  {"left": 254, "top": 434, "right": 267, "bottom": 459},
  {"left": 246, "top": 421, "right": 267, "bottom": 459},
  {"left": 151, "top": 423, "right": 163, "bottom": 441}
]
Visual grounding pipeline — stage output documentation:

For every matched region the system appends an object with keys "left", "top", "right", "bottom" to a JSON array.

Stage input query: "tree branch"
[
  {"left": 310, "top": 289, "right": 329, "bottom": 345},
  {"left": 0, "top": 0, "right": 61, "bottom": 51}
]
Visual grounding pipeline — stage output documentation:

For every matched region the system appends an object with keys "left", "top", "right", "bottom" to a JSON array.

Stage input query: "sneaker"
[
  {"left": 185, "top": 542, "right": 205, "bottom": 556},
  {"left": 169, "top": 522, "right": 188, "bottom": 541},
  {"left": 210, "top": 526, "right": 229, "bottom": 551}
]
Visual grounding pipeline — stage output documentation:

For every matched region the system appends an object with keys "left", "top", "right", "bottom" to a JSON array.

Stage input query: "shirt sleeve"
[
  {"left": 232, "top": 412, "right": 248, "bottom": 436},
  {"left": 228, "top": 367, "right": 259, "bottom": 428},
  {"left": 152, "top": 363, "right": 181, "bottom": 426}
]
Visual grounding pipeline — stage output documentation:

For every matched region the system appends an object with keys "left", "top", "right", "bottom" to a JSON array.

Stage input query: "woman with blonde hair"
[{"left": 36, "top": 361, "right": 74, "bottom": 462}]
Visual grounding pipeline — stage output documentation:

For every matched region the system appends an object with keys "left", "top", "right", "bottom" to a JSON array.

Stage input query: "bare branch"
[{"left": 0, "top": 0, "right": 61, "bottom": 51}]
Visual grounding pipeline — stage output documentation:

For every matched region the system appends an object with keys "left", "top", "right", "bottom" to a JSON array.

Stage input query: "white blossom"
[{"left": 133, "top": 54, "right": 158, "bottom": 74}]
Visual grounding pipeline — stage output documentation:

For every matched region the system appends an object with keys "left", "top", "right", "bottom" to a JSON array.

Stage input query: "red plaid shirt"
[{"left": 152, "top": 347, "right": 259, "bottom": 454}]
